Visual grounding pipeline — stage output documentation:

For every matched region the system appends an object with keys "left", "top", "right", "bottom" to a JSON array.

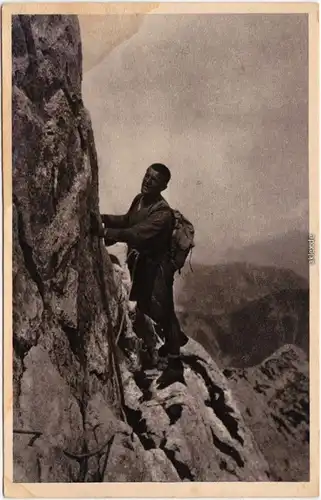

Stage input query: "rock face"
[
  {"left": 224, "top": 345, "right": 309, "bottom": 481},
  {"left": 122, "top": 339, "right": 270, "bottom": 482},
  {"left": 12, "top": 14, "right": 309, "bottom": 483},
  {"left": 12, "top": 14, "right": 133, "bottom": 481}
]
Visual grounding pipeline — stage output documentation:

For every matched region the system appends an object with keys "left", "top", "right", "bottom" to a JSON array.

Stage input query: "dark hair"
[
  {"left": 149, "top": 163, "right": 171, "bottom": 184},
  {"left": 109, "top": 254, "right": 121, "bottom": 266}
]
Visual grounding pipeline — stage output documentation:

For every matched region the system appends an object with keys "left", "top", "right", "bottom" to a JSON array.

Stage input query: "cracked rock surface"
[
  {"left": 12, "top": 14, "right": 131, "bottom": 481},
  {"left": 122, "top": 339, "right": 269, "bottom": 481}
]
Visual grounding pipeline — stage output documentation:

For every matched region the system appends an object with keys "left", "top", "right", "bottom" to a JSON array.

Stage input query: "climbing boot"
[
  {"left": 156, "top": 355, "right": 168, "bottom": 371},
  {"left": 158, "top": 342, "right": 170, "bottom": 358}
]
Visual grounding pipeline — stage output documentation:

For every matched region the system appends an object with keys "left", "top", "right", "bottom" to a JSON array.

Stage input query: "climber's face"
[{"left": 141, "top": 167, "right": 167, "bottom": 196}]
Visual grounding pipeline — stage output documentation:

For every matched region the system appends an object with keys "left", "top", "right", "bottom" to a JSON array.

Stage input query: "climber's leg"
[
  {"left": 158, "top": 310, "right": 188, "bottom": 357},
  {"left": 152, "top": 265, "right": 187, "bottom": 357},
  {"left": 133, "top": 306, "right": 160, "bottom": 366}
]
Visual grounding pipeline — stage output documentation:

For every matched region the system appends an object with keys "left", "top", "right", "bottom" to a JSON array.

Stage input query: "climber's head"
[{"left": 141, "top": 163, "right": 171, "bottom": 196}]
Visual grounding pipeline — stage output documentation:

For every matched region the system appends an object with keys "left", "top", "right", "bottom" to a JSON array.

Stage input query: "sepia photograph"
[{"left": 2, "top": 2, "right": 319, "bottom": 497}]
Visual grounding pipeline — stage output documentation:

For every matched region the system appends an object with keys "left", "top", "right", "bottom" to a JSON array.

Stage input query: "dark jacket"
[{"left": 102, "top": 193, "right": 174, "bottom": 308}]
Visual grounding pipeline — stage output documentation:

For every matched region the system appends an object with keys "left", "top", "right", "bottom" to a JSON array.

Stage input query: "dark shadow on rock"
[
  {"left": 124, "top": 406, "right": 155, "bottom": 450},
  {"left": 166, "top": 403, "right": 183, "bottom": 425},
  {"left": 210, "top": 428, "right": 244, "bottom": 468},
  {"left": 160, "top": 438, "right": 194, "bottom": 481},
  {"left": 134, "top": 371, "right": 153, "bottom": 402},
  {"left": 156, "top": 357, "right": 186, "bottom": 390},
  {"left": 181, "top": 354, "right": 244, "bottom": 446}
]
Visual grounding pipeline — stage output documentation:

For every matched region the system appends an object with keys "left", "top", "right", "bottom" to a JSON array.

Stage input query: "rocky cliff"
[
  {"left": 12, "top": 15, "right": 309, "bottom": 483},
  {"left": 12, "top": 14, "right": 127, "bottom": 481}
]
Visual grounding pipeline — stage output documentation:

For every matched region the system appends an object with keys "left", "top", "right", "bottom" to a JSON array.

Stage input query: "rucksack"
[{"left": 170, "top": 209, "right": 195, "bottom": 273}]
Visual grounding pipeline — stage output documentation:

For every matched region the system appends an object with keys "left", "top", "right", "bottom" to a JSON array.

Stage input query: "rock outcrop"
[
  {"left": 12, "top": 14, "right": 309, "bottom": 483},
  {"left": 122, "top": 339, "right": 270, "bottom": 482},
  {"left": 224, "top": 345, "right": 309, "bottom": 481},
  {"left": 12, "top": 13, "right": 135, "bottom": 481}
]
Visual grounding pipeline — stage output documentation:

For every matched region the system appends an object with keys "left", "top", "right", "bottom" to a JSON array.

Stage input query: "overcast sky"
[{"left": 81, "top": 13, "right": 308, "bottom": 264}]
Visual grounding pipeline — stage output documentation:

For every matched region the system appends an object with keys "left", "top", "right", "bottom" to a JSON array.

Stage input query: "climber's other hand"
[
  {"left": 103, "top": 228, "right": 118, "bottom": 246},
  {"left": 104, "top": 238, "right": 118, "bottom": 246},
  {"left": 90, "top": 211, "right": 105, "bottom": 238}
]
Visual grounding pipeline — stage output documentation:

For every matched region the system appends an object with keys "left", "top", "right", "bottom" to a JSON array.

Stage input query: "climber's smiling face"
[{"left": 141, "top": 167, "right": 166, "bottom": 196}]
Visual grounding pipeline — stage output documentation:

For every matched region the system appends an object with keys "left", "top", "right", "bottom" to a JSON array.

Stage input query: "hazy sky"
[{"left": 81, "top": 13, "right": 308, "bottom": 264}]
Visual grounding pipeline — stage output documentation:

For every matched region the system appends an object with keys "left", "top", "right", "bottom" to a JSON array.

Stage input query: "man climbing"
[{"left": 93, "top": 163, "right": 188, "bottom": 363}]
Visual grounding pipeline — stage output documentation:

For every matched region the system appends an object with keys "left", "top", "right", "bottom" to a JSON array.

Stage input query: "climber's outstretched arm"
[
  {"left": 101, "top": 194, "right": 142, "bottom": 229},
  {"left": 104, "top": 207, "right": 172, "bottom": 248},
  {"left": 101, "top": 214, "right": 129, "bottom": 229}
]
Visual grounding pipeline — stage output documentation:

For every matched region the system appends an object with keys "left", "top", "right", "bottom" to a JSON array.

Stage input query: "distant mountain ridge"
[
  {"left": 176, "top": 262, "right": 308, "bottom": 368},
  {"left": 175, "top": 261, "right": 308, "bottom": 316},
  {"left": 179, "top": 288, "right": 308, "bottom": 368},
  {"left": 220, "top": 230, "right": 309, "bottom": 279}
]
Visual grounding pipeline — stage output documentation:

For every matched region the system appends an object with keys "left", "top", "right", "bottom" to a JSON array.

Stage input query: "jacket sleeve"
[
  {"left": 101, "top": 194, "right": 141, "bottom": 229},
  {"left": 106, "top": 207, "right": 172, "bottom": 248},
  {"left": 101, "top": 213, "right": 129, "bottom": 229}
]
